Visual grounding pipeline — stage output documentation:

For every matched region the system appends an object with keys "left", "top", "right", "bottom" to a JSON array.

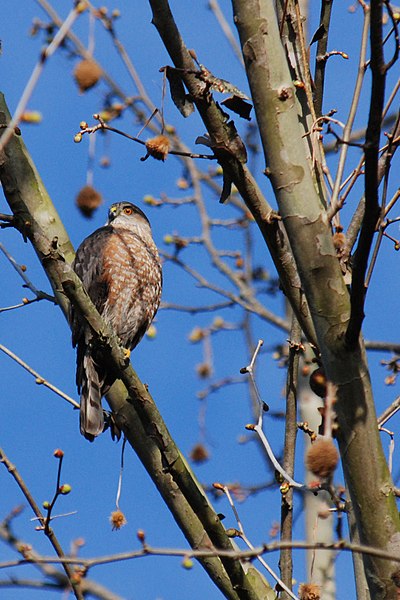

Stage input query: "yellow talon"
[{"left": 123, "top": 348, "right": 131, "bottom": 360}]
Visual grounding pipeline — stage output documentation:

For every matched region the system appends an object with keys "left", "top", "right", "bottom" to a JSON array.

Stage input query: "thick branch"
[
  {"left": 0, "top": 92, "right": 269, "bottom": 600},
  {"left": 314, "top": 1, "right": 334, "bottom": 117},
  {"left": 231, "top": 2, "right": 400, "bottom": 597},
  {"left": 148, "top": 0, "right": 317, "bottom": 347},
  {"left": 346, "top": 1, "right": 385, "bottom": 348},
  {"left": 60, "top": 265, "right": 271, "bottom": 600}
]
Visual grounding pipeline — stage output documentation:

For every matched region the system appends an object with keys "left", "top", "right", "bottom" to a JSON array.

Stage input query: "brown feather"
[{"left": 71, "top": 203, "right": 162, "bottom": 439}]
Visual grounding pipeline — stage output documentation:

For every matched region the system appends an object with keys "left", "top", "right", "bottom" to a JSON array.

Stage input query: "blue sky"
[{"left": 1, "top": 2, "right": 399, "bottom": 599}]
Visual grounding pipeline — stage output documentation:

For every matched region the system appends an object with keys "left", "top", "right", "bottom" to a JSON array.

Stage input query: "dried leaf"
[
  {"left": 197, "top": 65, "right": 249, "bottom": 99},
  {"left": 195, "top": 134, "right": 212, "bottom": 148},
  {"left": 163, "top": 66, "right": 194, "bottom": 118},
  {"left": 220, "top": 170, "right": 233, "bottom": 204},
  {"left": 310, "top": 24, "right": 326, "bottom": 46},
  {"left": 197, "top": 123, "right": 247, "bottom": 164},
  {"left": 221, "top": 95, "right": 252, "bottom": 120}
]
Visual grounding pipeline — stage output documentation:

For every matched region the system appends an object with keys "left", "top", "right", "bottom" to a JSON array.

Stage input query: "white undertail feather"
[{"left": 80, "top": 353, "right": 104, "bottom": 438}]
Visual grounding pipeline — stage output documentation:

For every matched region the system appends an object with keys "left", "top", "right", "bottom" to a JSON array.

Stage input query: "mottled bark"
[{"left": 231, "top": 2, "right": 400, "bottom": 597}]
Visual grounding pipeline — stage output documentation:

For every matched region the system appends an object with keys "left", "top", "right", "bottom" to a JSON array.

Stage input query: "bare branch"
[
  {"left": 280, "top": 315, "right": 302, "bottom": 598},
  {"left": 0, "top": 344, "right": 79, "bottom": 409},
  {"left": 346, "top": 1, "right": 387, "bottom": 348},
  {"left": 0, "top": 6, "right": 81, "bottom": 153},
  {"left": 0, "top": 448, "right": 84, "bottom": 600}
]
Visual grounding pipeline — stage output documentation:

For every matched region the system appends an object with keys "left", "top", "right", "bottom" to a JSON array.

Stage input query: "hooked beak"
[{"left": 108, "top": 205, "right": 118, "bottom": 222}]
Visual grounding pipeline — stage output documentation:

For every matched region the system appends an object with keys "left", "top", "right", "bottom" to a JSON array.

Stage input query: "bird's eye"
[{"left": 123, "top": 207, "right": 133, "bottom": 215}]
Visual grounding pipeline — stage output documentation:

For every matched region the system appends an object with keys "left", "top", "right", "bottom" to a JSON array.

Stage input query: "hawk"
[{"left": 71, "top": 202, "right": 162, "bottom": 439}]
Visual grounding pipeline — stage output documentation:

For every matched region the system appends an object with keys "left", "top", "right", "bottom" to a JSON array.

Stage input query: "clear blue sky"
[{"left": 1, "top": 2, "right": 399, "bottom": 599}]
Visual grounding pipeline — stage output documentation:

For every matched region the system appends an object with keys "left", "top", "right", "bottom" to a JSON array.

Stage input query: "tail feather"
[{"left": 80, "top": 353, "right": 105, "bottom": 439}]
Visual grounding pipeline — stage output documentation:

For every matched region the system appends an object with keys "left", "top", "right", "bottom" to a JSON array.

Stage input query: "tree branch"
[
  {"left": 314, "top": 1, "right": 336, "bottom": 117},
  {"left": 230, "top": 2, "right": 400, "bottom": 597},
  {"left": 0, "top": 92, "right": 270, "bottom": 600},
  {"left": 148, "top": 0, "right": 318, "bottom": 347},
  {"left": 346, "top": 1, "right": 385, "bottom": 348},
  {"left": 0, "top": 449, "right": 84, "bottom": 600},
  {"left": 279, "top": 316, "right": 301, "bottom": 598}
]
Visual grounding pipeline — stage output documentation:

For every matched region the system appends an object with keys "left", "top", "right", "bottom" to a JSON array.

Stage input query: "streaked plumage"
[{"left": 71, "top": 202, "right": 162, "bottom": 439}]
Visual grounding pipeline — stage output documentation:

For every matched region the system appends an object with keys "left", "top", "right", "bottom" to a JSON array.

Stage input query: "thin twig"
[
  {"left": 197, "top": 377, "right": 243, "bottom": 401},
  {"left": 77, "top": 117, "right": 216, "bottom": 160},
  {"left": 115, "top": 438, "right": 127, "bottom": 510},
  {"left": 161, "top": 251, "right": 291, "bottom": 332},
  {"left": 4, "top": 537, "right": 400, "bottom": 570},
  {"left": 313, "top": 0, "right": 334, "bottom": 117},
  {"left": 365, "top": 112, "right": 400, "bottom": 287},
  {"left": 208, "top": 0, "right": 244, "bottom": 66},
  {"left": 0, "top": 6, "right": 81, "bottom": 152},
  {"left": 87, "top": 0, "right": 160, "bottom": 118},
  {"left": 161, "top": 300, "right": 235, "bottom": 313},
  {"left": 0, "top": 243, "right": 55, "bottom": 305},
  {"left": 0, "top": 448, "right": 83, "bottom": 600},
  {"left": 251, "top": 422, "right": 304, "bottom": 489},
  {"left": 280, "top": 315, "right": 301, "bottom": 597},
  {"left": 378, "top": 396, "right": 400, "bottom": 427},
  {"left": 293, "top": 1, "right": 318, "bottom": 125},
  {"left": 0, "top": 344, "right": 79, "bottom": 409},
  {"left": 328, "top": 5, "right": 370, "bottom": 220},
  {"left": 240, "top": 341, "right": 304, "bottom": 489},
  {"left": 221, "top": 485, "right": 300, "bottom": 600}
]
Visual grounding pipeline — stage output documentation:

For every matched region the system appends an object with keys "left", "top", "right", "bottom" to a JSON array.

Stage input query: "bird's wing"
[{"left": 70, "top": 226, "right": 113, "bottom": 347}]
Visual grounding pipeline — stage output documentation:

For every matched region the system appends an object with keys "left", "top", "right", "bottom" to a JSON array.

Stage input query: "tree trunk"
[{"left": 231, "top": 2, "right": 400, "bottom": 597}]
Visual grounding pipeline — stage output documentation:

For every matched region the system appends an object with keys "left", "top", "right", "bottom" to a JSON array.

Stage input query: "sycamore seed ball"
[
  {"left": 306, "top": 438, "right": 339, "bottom": 479},
  {"left": 75, "top": 185, "right": 102, "bottom": 218},
  {"left": 74, "top": 59, "right": 102, "bottom": 92},
  {"left": 299, "top": 583, "right": 321, "bottom": 600}
]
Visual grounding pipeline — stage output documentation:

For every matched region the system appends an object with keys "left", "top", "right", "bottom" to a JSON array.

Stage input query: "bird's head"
[{"left": 107, "top": 202, "right": 151, "bottom": 231}]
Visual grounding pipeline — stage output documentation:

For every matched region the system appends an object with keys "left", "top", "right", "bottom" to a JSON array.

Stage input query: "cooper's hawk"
[{"left": 71, "top": 202, "right": 162, "bottom": 439}]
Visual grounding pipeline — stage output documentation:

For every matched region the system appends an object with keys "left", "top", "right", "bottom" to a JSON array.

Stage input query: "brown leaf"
[
  {"left": 163, "top": 66, "right": 194, "bottom": 118},
  {"left": 197, "top": 65, "right": 249, "bottom": 99},
  {"left": 220, "top": 170, "right": 233, "bottom": 204},
  {"left": 221, "top": 96, "right": 252, "bottom": 120},
  {"left": 310, "top": 24, "right": 326, "bottom": 46}
]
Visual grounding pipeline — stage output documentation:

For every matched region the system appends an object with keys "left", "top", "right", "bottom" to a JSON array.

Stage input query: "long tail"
[{"left": 79, "top": 352, "right": 104, "bottom": 439}]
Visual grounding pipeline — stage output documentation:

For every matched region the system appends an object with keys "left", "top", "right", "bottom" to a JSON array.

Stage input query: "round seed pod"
[
  {"left": 306, "top": 438, "right": 339, "bottom": 478},
  {"left": 144, "top": 135, "right": 170, "bottom": 161},
  {"left": 189, "top": 443, "right": 209, "bottom": 464},
  {"left": 309, "top": 366, "right": 327, "bottom": 398},
  {"left": 75, "top": 185, "right": 102, "bottom": 218},
  {"left": 74, "top": 59, "right": 102, "bottom": 92},
  {"left": 299, "top": 583, "right": 321, "bottom": 600}
]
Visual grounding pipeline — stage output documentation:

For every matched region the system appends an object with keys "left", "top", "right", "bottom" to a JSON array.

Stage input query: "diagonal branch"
[
  {"left": 148, "top": 0, "right": 317, "bottom": 348},
  {"left": 0, "top": 91, "right": 270, "bottom": 600},
  {"left": 313, "top": 0, "right": 335, "bottom": 117},
  {"left": 56, "top": 260, "right": 270, "bottom": 600},
  {"left": 346, "top": 1, "right": 386, "bottom": 348}
]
